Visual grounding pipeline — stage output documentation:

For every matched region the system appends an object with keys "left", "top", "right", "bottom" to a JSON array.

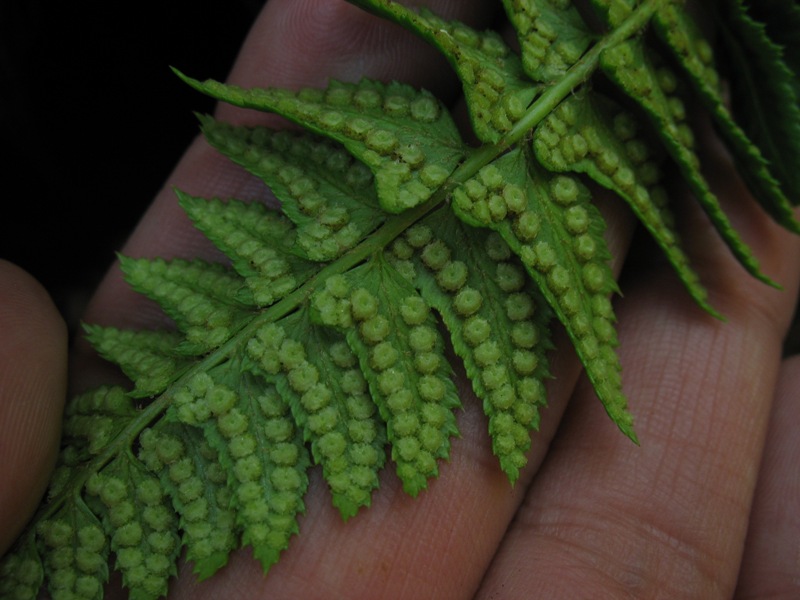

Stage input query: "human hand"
[{"left": 3, "top": 1, "right": 800, "bottom": 598}]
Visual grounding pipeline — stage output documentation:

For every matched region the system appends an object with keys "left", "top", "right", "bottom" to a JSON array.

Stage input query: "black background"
[{"left": 1, "top": 2, "right": 264, "bottom": 333}]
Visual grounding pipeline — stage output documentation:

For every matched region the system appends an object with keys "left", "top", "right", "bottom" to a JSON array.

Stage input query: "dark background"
[{"left": 1, "top": 2, "right": 265, "bottom": 334}]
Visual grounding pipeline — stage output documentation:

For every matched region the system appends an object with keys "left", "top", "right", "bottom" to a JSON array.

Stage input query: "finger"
[
  {"left": 0, "top": 260, "right": 68, "bottom": 555},
  {"left": 734, "top": 354, "right": 800, "bottom": 598},
  {"left": 475, "top": 140, "right": 800, "bottom": 596}
]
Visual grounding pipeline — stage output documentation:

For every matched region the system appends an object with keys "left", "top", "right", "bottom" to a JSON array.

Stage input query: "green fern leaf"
[
  {"left": 715, "top": 0, "right": 800, "bottom": 202},
  {"left": 176, "top": 73, "right": 466, "bottom": 213},
  {"left": 502, "top": 0, "right": 596, "bottom": 83},
  {"left": 44, "top": 386, "right": 138, "bottom": 508},
  {"left": 748, "top": 0, "right": 800, "bottom": 98},
  {"left": 350, "top": 0, "right": 538, "bottom": 143},
  {"left": 653, "top": 5, "right": 800, "bottom": 234},
  {"left": 84, "top": 453, "right": 180, "bottom": 600},
  {"left": 119, "top": 256, "right": 251, "bottom": 354},
  {"left": 405, "top": 208, "right": 554, "bottom": 482},
  {"left": 0, "top": 531, "right": 42, "bottom": 600},
  {"left": 311, "top": 257, "right": 461, "bottom": 496},
  {"left": 176, "top": 192, "right": 319, "bottom": 306},
  {"left": 138, "top": 422, "right": 237, "bottom": 580},
  {"left": 82, "top": 327, "right": 189, "bottom": 398},
  {"left": 37, "top": 500, "right": 109, "bottom": 600},
  {"left": 600, "top": 37, "right": 779, "bottom": 287},
  {"left": 200, "top": 117, "right": 386, "bottom": 261},
  {"left": 533, "top": 90, "right": 718, "bottom": 316},
  {"left": 246, "top": 308, "right": 387, "bottom": 519},
  {"left": 64, "top": 385, "right": 138, "bottom": 458},
  {"left": 453, "top": 148, "right": 635, "bottom": 441},
  {"left": 168, "top": 365, "right": 310, "bottom": 571}
]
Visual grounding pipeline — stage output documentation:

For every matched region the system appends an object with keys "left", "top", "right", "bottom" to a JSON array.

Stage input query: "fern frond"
[
  {"left": 3, "top": 2, "right": 799, "bottom": 597},
  {"left": 715, "top": 0, "right": 800, "bottom": 202},
  {"left": 37, "top": 500, "right": 109, "bottom": 600},
  {"left": 138, "top": 422, "right": 237, "bottom": 580},
  {"left": 600, "top": 37, "right": 778, "bottom": 287},
  {"left": 502, "top": 0, "right": 596, "bottom": 83},
  {"left": 533, "top": 90, "right": 717, "bottom": 316},
  {"left": 84, "top": 453, "right": 181, "bottom": 600},
  {"left": 176, "top": 192, "right": 319, "bottom": 306},
  {"left": 246, "top": 309, "right": 387, "bottom": 518},
  {"left": 119, "top": 256, "right": 250, "bottom": 354},
  {"left": 653, "top": 5, "right": 800, "bottom": 233},
  {"left": 0, "top": 531, "right": 43, "bottom": 599},
  {"left": 64, "top": 385, "right": 138, "bottom": 458},
  {"left": 747, "top": 0, "right": 800, "bottom": 99},
  {"left": 200, "top": 117, "right": 386, "bottom": 261},
  {"left": 176, "top": 73, "right": 466, "bottom": 213},
  {"left": 453, "top": 147, "right": 634, "bottom": 440},
  {"left": 350, "top": 0, "right": 538, "bottom": 143},
  {"left": 168, "top": 365, "right": 310, "bottom": 571},
  {"left": 310, "top": 257, "right": 461, "bottom": 496},
  {"left": 406, "top": 208, "right": 554, "bottom": 482},
  {"left": 82, "top": 327, "right": 189, "bottom": 398}
]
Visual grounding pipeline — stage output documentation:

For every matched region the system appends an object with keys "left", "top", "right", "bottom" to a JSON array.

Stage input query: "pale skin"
[{"left": 2, "top": 1, "right": 799, "bottom": 597}]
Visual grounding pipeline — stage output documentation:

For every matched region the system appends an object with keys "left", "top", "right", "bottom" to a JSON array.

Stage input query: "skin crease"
[{"left": 1, "top": 1, "right": 799, "bottom": 598}]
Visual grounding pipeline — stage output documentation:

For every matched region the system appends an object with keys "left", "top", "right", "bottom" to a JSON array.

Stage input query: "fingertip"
[{"left": 0, "top": 260, "right": 68, "bottom": 554}]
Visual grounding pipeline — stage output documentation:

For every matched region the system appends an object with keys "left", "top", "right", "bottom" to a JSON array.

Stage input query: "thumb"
[{"left": 0, "top": 260, "right": 68, "bottom": 555}]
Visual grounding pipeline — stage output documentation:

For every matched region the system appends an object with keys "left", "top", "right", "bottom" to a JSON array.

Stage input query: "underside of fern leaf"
[{"left": 3, "top": 1, "right": 799, "bottom": 598}]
